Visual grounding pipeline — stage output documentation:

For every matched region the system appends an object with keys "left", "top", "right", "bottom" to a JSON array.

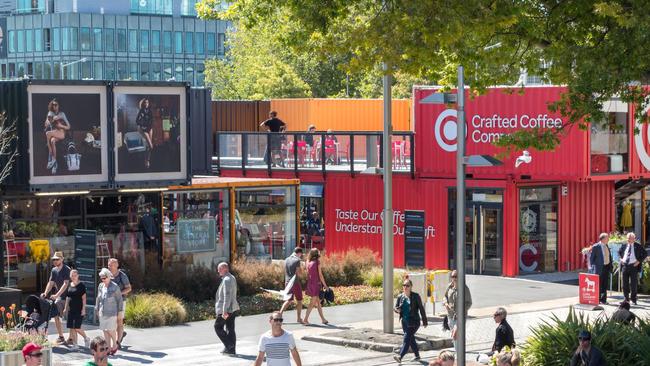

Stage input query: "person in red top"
[{"left": 22, "top": 343, "right": 43, "bottom": 366}]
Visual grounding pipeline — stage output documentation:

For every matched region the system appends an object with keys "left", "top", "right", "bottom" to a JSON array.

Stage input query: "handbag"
[
  {"left": 442, "top": 314, "right": 450, "bottom": 331},
  {"left": 319, "top": 287, "right": 335, "bottom": 306}
]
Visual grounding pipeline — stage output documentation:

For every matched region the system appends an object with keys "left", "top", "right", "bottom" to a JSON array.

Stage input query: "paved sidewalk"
[{"left": 48, "top": 275, "right": 647, "bottom": 365}]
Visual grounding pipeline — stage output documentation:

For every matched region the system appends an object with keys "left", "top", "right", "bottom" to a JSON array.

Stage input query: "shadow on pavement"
[
  {"left": 120, "top": 346, "right": 168, "bottom": 359},
  {"left": 229, "top": 354, "right": 257, "bottom": 361},
  {"left": 303, "top": 324, "right": 351, "bottom": 330}
]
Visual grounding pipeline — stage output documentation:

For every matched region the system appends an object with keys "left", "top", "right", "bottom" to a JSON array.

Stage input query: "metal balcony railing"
[{"left": 212, "top": 131, "right": 415, "bottom": 177}]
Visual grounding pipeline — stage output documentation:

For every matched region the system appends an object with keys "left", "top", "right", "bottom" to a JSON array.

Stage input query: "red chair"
[
  {"left": 311, "top": 235, "right": 325, "bottom": 251},
  {"left": 287, "top": 141, "right": 308, "bottom": 166},
  {"left": 324, "top": 138, "right": 337, "bottom": 164}
]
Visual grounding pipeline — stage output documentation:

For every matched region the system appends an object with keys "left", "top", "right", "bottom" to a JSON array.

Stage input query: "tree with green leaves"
[{"left": 198, "top": 0, "right": 650, "bottom": 151}]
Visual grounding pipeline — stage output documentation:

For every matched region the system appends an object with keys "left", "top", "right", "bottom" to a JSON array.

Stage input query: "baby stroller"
[{"left": 16, "top": 295, "right": 57, "bottom": 334}]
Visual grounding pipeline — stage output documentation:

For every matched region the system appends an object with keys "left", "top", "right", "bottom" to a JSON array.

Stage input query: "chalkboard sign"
[
  {"left": 404, "top": 210, "right": 425, "bottom": 267},
  {"left": 177, "top": 219, "right": 217, "bottom": 253},
  {"left": 73, "top": 229, "right": 97, "bottom": 306}
]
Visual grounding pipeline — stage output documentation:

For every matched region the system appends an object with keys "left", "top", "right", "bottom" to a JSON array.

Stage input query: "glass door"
[{"left": 480, "top": 206, "right": 503, "bottom": 274}]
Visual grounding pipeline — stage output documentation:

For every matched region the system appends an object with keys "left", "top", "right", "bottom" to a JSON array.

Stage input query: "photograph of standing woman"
[
  {"left": 44, "top": 99, "right": 71, "bottom": 175},
  {"left": 136, "top": 98, "right": 154, "bottom": 168}
]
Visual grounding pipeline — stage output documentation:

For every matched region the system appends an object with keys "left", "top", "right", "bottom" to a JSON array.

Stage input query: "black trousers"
[
  {"left": 214, "top": 312, "right": 238, "bottom": 352},
  {"left": 622, "top": 264, "right": 639, "bottom": 303},
  {"left": 599, "top": 264, "right": 612, "bottom": 303}
]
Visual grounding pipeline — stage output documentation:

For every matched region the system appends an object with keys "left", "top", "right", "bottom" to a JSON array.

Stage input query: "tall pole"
[
  {"left": 456, "top": 65, "right": 466, "bottom": 365},
  {"left": 382, "top": 62, "right": 394, "bottom": 334}
]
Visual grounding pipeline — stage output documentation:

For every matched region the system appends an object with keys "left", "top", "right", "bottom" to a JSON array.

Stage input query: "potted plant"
[{"left": 0, "top": 305, "right": 51, "bottom": 366}]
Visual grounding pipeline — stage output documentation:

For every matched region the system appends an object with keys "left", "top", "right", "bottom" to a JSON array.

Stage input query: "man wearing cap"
[
  {"left": 22, "top": 343, "right": 43, "bottom": 366},
  {"left": 570, "top": 330, "right": 605, "bottom": 366},
  {"left": 41, "top": 250, "right": 71, "bottom": 344}
]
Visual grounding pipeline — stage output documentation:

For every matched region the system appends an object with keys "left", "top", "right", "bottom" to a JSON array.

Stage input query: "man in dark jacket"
[
  {"left": 491, "top": 307, "right": 515, "bottom": 354},
  {"left": 589, "top": 233, "right": 613, "bottom": 304},
  {"left": 618, "top": 232, "right": 648, "bottom": 305},
  {"left": 570, "top": 330, "right": 605, "bottom": 366},
  {"left": 393, "top": 279, "right": 427, "bottom": 364}
]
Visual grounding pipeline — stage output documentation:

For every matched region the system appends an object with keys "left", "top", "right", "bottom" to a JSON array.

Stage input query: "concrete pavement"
[{"left": 48, "top": 274, "right": 644, "bottom": 365}]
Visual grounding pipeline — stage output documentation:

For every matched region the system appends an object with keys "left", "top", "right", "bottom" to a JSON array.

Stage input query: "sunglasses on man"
[
  {"left": 272, "top": 318, "right": 283, "bottom": 323},
  {"left": 27, "top": 352, "right": 43, "bottom": 358}
]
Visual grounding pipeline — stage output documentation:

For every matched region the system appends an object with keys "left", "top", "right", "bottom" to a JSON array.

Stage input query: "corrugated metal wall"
[
  {"left": 212, "top": 100, "right": 270, "bottom": 132},
  {"left": 0, "top": 81, "right": 30, "bottom": 188},
  {"left": 270, "top": 98, "right": 412, "bottom": 132},
  {"left": 558, "top": 180, "right": 615, "bottom": 272}
]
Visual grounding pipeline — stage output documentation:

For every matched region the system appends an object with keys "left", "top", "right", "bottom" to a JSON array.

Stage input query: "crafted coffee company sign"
[
  {"left": 335, "top": 209, "right": 436, "bottom": 239},
  {"left": 434, "top": 108, "right": 564, "bottom": 152}
]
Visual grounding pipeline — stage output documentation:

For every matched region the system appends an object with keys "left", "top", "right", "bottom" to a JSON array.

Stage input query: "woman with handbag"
[
  {"left": 393, "top": 278, "right": 427, "bottom": 364},
  {"left": 302, "top": 248, "right": 329, "bottom": 325}
]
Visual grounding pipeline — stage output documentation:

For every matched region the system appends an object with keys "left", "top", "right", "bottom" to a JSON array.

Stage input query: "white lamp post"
[{"left": 60, "top": 58, "right": 87, "bottom": 80}]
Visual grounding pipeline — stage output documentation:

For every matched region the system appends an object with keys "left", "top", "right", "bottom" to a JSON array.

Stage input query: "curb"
[{"left": 302, "top": 332, "right": 452, "bottom": 353}]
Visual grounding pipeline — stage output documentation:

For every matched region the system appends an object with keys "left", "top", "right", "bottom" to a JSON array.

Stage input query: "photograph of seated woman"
[
  {"left": 136, "top": 98, "right": 154, "bottom": 168},
  {"left": 44, "top": 99, "right": 71, "bottom": 174}
]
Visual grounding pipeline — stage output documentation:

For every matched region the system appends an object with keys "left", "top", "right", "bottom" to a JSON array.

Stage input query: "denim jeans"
[{"left": 399, "top": 320, "right": 420, "bottom": 359}]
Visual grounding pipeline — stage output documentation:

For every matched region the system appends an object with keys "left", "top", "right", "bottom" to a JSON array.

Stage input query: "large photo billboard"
[
  {"left": 28, "top": 85, "right": 108, "bottom": 185},
  {"left": 113, "top": 86, "right": 187, "bottom": 182}
]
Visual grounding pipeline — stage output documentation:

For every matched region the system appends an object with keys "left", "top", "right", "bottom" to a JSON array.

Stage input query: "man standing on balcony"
[
  {"left": 260, "top": 111, "right": 286, "bottom": 166},
  {"left": 618, "top": 232, "right": 647, "bottom": 305},
  {"left": 589, "top": 233, "right": 613, "bottom": 304}
]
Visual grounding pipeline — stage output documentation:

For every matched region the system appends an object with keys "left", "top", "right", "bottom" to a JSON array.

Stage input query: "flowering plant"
[
  {"left": 0, "top": 304, "right": 17, "bottom": 331},
  {"left": 0, "top": 330, "right": 48, "bottom": 352}
]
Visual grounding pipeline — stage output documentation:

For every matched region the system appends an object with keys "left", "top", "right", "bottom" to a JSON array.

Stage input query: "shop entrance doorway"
[{"left": 449, "top": 190, "right": 503, "bottom": 275}]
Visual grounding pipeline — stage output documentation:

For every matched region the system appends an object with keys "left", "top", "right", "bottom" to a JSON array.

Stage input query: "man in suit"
[
  {"left": 589, "top": 233, "right": 613, "bottom": 304},
  {"left": 214, "top": 262, "right": 240, "bottom": 355},
  {"left": 618, "top": 232, "right": 648, "bottom": 305}
]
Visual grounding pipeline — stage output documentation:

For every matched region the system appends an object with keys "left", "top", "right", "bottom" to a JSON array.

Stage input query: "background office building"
[{"left": 0, "top": 0, "right": 228, "bottom": 85}]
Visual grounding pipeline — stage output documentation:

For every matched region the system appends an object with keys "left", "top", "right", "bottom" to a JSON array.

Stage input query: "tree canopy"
[{"left": 198, "top": 0, "right": 650, "bottom": 151}]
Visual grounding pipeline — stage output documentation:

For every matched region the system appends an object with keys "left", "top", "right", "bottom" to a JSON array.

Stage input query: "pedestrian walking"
[
  {"left": 254, "top": 311, "right": 302, "bottom": 366},
  {"left": 95, "top": 268, "right": 123, "bottom": 356},
  {"left": 570, "top": 330, "right": 605, "bottom": 366},
  {"left": 611, "top": 301, "right": 636, "bottom": 325},
  {"left": 589, "top": 233, "right": 613, "bottom": 304},
  {"left": 22, "top": 343, "right": 43, "bottom": 366},
  {"left": 279, "top": 247, "right": 304, "bottom": 323},
  {"left": 393, "top": 278, "right": 428, "bottom": 364},
  {"left": 491, "top": 307, "right": 515, "bottom": 354},
  {"left": 443, "top": 270, "right": 472, "bottom": 350},
  {"left": 86, "top": 336, "right": 112, "bottom": 366},
  {"left": 302, "top": 248, "right": 329, "bottom": 325},
  {"left": 63, "top": 269, "right": 90, "bottom": 350},
  {"left": 108, "top": 258, "right": 131, "bottom": 348},
  {"left": 40, "top": 250, "right": 70, "bottom": 344},
  {"left": 215, "top": 262, "right": 240, "bottom": 355},
  {"left": 618, "top": 232, "right": 647, "bottom": 305},
  {"left": 428, "top": 350, "right": 455, "bottom": 366}
]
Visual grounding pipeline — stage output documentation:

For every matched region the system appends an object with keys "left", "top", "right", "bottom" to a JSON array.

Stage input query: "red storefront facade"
[{"left": 218, "top": 85, "right": 648, "bottom": 277}]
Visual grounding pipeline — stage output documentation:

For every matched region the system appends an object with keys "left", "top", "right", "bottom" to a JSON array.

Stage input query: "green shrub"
[
  {"left": 362, "top": 267, "right": 406, "bottom": 293},
  {"left": 125, "top": 293, "right": 187, "bottom": 328},
  {"left": 522, "top": 307, "right": 650, "bottom": 366}
]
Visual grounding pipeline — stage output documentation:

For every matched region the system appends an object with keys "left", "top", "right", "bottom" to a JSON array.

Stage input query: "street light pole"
[
  {"left": 456, "top": 65, "right": 466, "bottom": 366},
  {"left": 60, "top": 58, "right": 87, "bottom": 80},
  {"left": 382, "top": 62, "right": 394, "bottom": 334}
]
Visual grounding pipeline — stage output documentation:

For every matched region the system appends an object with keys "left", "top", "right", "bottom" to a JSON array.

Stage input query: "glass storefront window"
[
  {"left": 235, "top": 187, "right": 297, "bottom": 260},
  {"left": 52, "top": 28, "right": 60, "bottom": 51},
  {"left": 591, "top": 111, "right": 628, "bottom": 174},
  {"left": 17, "top": 30, "right": 24, "bottom": 52},
  {"left": 519, "top": 187, "right": 558, "bottom": 273},
  {"left": 140, "top": 62, "right": 149, "bottom": 81},
  {"left": 162, "top": 190, "right": 230, "bottom": 269},
  {"left": 175, "top": 63, "right": 183, "bottom": 81},
  {"left": 117, "top": 61, "right": 127, "bottom": 80},
  {"left": 62, "top": 28, "right": 78, "bottom": 51},
  {"left": 300, "top": 184, "right": 325, "bottom": 251},
  {"left": 163, "top": 62, "right": 172, "bottom": 80},
  {"left": 129, "top": 62, "right": 138, "bottom": 80},
  {"left": 3, "top": 197, "right": 82, "bottom": 290},
  {"left": 105, "top": 61, "right": 115, "bottom": 79},
  {"left": 152, "top": 62, "right": 161, "bottom": 81}
]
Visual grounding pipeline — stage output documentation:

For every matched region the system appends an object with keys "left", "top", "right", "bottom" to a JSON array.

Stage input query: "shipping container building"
[{"left": 216, "top": 85, "right": 650, "bottom": 277}]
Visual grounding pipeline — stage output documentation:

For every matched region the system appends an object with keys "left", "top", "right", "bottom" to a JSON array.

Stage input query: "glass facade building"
[{"left": 0, "top": 0, "right": 228, "bottom": 85}]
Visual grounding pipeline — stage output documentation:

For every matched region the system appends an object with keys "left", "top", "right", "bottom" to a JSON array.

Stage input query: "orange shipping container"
[{"left": 269, "top": 99, "right": 411, "bottom": 132}]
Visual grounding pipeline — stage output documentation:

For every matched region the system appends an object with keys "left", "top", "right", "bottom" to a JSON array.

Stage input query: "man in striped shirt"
[{"left": 254, "top": 311, "right": 302, "bottom": 366}]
